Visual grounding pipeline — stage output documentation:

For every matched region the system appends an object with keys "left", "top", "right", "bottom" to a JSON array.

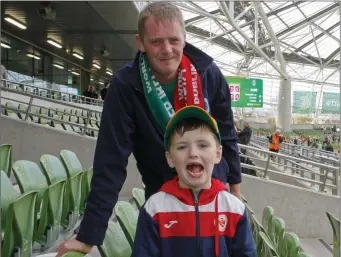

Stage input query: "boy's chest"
[{"left": 154, "top": 210, "right": 237, "bottom": 239}]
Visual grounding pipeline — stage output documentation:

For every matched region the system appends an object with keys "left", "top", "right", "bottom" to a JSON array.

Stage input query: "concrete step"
[{"left": 300, "top": 238, "right": 333, "bottom": 257}]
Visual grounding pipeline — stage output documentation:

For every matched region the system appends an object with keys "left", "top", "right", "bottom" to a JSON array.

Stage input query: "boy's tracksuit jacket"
[{"left": 131, "top": 177, "right": 257, "bottom": 257}]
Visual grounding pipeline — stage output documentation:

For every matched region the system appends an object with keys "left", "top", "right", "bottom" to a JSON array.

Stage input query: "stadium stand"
[{"left": 3, "top": 140, "right": 337, "bottom": 257}]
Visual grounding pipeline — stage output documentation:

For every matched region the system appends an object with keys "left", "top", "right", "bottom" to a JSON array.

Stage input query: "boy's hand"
[
  {"left": 230, "top": 184, "right": 241, "bottom": 199},
  {"left": 56, "top": 239, "right": 93, "bottom": 257}
]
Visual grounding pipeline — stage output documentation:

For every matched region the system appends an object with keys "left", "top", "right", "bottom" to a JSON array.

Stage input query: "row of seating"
[
  {"left": 243, "top": 199, "right": 312, "bottom": 257},
  {"left": 2, "top": 101, "right": 101, "bottom": 137},
  {"left": 4, "top": 82, "right": 102, "bottom": 105},
  {"left": 1, "top": 144, "right": 93, "bottom": 257}
]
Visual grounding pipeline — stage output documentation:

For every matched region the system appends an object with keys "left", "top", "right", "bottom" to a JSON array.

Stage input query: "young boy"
[{"left": 131, "top": 106, "right": 257, "bottom": 257}]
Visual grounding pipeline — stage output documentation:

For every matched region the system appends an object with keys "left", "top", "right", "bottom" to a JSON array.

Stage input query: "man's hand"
[
  {"left": 56, "top": 239, "right": 93, "bottom": 257},
  {"left": 229, "top": 183, "right": 241, "bottom": 199}
]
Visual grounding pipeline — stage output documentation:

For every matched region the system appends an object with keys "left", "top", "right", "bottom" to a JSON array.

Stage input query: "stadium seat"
[
  {"left": 5, "top": 101, "right": 20, "bottom": 119},
  {"left": 1, "top": 170, "right": 37, "bottom": 257},
  {"left": 262, "top": 206, "right": 274, "bottom": 233},
  {"left": 268, "top": 217, "right": 285, "bottom": 253},
  {"left": 80, "top": 168, "right": 93, "bottom": 213},
  {"left": 99, "top": 221, "right": 132, "bottom": 257},
  {"left": 132, "top": 188, "right": 145, "bottom": 209},
  {"left": 12, "top": 160, "right": 65, "bottom": 248},
  {"left": 40, "top": 154, "right": 81, "bottom": 230},
  {"left": 114, "top": 201, "right": 138, "bottom": 247},
  {"left": 297, "top": 252, "right": 313, "bottom": 257},
  {"left": 0, "top": 144, "right": 12, "bottom": 177},
  {"left": 326, "top": 212, "right": 340, "bottom": 257},
  {"left": 258, "top": 231, "right": 279, "bottom": 257},
  {"left": 60, "top": 150, "right": 83, "bottom": 177},
  {"left": 279, "top": 232, "right": 300, "bottom": 257}
]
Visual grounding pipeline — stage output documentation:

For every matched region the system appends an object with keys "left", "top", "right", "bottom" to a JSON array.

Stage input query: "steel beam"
[
  {"left": 254, "top": 2, "right": 288, "bottom": 76},
  {"left": 219, "top": 1, "right": 288, "bottom": 78}
]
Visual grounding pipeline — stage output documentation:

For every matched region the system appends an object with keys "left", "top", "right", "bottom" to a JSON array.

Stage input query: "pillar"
[{"left": 277, "top": 78, "right": 292, "bottom": 132}]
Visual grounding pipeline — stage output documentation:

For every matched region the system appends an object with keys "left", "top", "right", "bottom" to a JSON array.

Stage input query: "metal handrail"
[
  {"left": 238, "top": 143, "right": 339, "bottom": 195},
  {"left": 1, "top": 79, "right": 104, "bottom": 107},
  {"left": 1, "top": 87, "right": 101, "bottom": 136},
  {"left": 1, "top": 85, "right": 102, "bottom": 114}
]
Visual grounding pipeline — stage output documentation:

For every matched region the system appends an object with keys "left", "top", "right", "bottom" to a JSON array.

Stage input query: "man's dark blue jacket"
[{"left": 76, "top": 43, "right": 241, "bottom": 245}]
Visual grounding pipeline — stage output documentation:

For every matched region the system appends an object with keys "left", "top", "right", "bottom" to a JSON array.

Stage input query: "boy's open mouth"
[{"left": 187, "top": 163, "right": 204, "bottom": 178}]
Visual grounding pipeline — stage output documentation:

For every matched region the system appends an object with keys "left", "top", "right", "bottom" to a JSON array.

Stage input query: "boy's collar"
[{"left": 159, "top": 176, "right": 228, "bottom": 206}]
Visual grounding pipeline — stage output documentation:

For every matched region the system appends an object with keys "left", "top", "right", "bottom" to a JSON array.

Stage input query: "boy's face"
[{"left": 165, "top": 126, "right": 222, "bottom": 191}]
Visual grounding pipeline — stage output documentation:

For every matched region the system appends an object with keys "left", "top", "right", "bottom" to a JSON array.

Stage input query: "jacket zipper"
[{"left": 192, "top": 190, "right": 202, "bottom": 256}]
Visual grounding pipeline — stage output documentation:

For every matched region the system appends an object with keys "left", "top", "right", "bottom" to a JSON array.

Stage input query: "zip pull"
[{"left": 194, "top": 195, "right": 198, "bottom": 204}]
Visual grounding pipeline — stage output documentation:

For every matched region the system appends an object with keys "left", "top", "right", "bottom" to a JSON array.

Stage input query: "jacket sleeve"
[
  {"left": 231, "top": 209, "right": 257, "bottom": 257},
  {"left": 131, "top": 207, "right": 161, "bottom": 257},
  {"left": 209, "top": 63, "right": 242, "bottom": 184},
  {"left": 76, "top": 75, "right": 136, "bottom": 245}
]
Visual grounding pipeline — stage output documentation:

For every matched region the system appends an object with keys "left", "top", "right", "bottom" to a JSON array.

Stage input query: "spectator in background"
[
  {"left": 1, "top": 64, "right": 8, "bottom": 87},
  {"left": 268, "top": 129, "right": 286, "bottom": 154},
  {"left": 100, "top": 82, "right": 110, "bottom": 101},
  {"left": 83, "top": 84, "right": 92, "bottom": 104},
  {"left": 325, "top": 141, "right": 334, "bottom": 152},
  {"left": 234, "top": 118, "right": 240, "bottom": 134},
  {"left": 237, "top": 121, "right": 252, "bottom": 146}
]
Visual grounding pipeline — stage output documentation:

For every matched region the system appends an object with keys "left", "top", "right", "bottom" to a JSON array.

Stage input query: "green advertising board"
[
  {"left": 292, "top": 91, "right": 317, "bottom": 114},
  {"left": 322, "top": 92, "right": 340, "bottom": 114},
  {"left": 225, "top": 77, "right": 263, "bottom": 108}
]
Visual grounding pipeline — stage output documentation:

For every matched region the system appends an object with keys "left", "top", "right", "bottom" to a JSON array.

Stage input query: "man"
[
  {"left": 100, "top": 82, "right": 110, "bottom": 101},
  {"left": 268, "top": 129, "right": 286, "bottom": 153},
  {"left": 1, "top": 64, "right": 8, "bottom": 87},
  {"left": 237, "top": 121, "right": 252, "bottom": 145},
  {"left": 56, "top": 2, "right": 241, "bottom": 255}
]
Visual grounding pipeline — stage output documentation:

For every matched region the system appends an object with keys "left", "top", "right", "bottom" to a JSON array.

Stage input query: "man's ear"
[
  {"left": 215, "top": 145, "right": 223, "bottom": 164},
  {"left": 165, "top": 151, "right": 175, "bottom": 168},
  {"left": 136, "top": 34, "right": 145, "bottom": 52}
]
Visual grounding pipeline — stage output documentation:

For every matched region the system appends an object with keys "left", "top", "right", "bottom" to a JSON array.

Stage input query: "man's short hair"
[{"left": 138, "top": 2, "right": 185, "bottom": 40}]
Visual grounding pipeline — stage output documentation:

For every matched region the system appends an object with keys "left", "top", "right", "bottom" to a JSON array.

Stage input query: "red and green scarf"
[{"left": 139, "top": 52, "right": 205, "bottom": 130}]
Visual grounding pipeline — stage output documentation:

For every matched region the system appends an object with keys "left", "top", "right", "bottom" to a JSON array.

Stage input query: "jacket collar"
[
  {"left": 159, "top": 176, "right": 228, "bottom": 206},
  {"left": 129, "top": 42, "right": 213, "bottom": 92}
]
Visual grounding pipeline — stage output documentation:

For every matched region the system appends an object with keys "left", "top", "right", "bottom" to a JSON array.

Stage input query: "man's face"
[
  {"left": 136, "top": 16, "right": 186, "bottom": 78},
  {"left": 165, "top": 127, "right": 222, "bottom": 191}
]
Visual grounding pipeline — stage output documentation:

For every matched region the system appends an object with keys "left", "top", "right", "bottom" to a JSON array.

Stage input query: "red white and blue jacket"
[{"left": 131, "top": 177, "right": 257, "bottom": 257}]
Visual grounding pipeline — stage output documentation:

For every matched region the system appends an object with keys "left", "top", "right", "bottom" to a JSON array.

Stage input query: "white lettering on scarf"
[
  {"left": 141, "top": 58, "right": 152, "bottom": 94},
  {"left": 191, "top": 64, "right": 200, "bottom": 104},
  {"left": 164, "top": 102, "right": 175, "bottom": 117}
]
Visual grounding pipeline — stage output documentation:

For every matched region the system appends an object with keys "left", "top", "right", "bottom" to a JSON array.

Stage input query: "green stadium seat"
[
  {"left": 297, "top": 252, "right": 313, "bottom": 257},
  {"left": 258, "top": 231, "right": 279, "bottom": 257},
  {"left": 80, "top": 168, "right": 93, "bottom": 213},
  {"left": 326, "top": 212, "right": 340, "bottom": 257},
  {"left": 279, "top": 232, "right": 300, "bottom": 257},
  {"left": 99, "top": 221, "right": 132, "bottom": 257},
  {"left": 5, "top": 101, "right": 20, "bottom": 119},
  {"left": 262, "top": 206, "right": 274, "bottom": 233},
  {"left": 114, "top": 201, "right": 138, "bottom": 247},
  {"left": 12, "top": 160, "right": 65, "bottom": 248},
  {"left": 1, "top": 170, "right": 37, "bottom": 257},
  {"left": 0, "top": 144, "right": 12, "bottom": 177},
  {"left": 268, "top": 217, "right": 285, "bottom": 254},
  {"left": 40, "top": 154, "right": 81, "bottom": 230},
  {"left": 132, "top": 188, "right": 145, "bottom": 209},
  {"left": 250, "top": 214, "right": 267, "bottom": 250},
  {"left": 60, "top": 150, "right": 83, "bottom": 177}
]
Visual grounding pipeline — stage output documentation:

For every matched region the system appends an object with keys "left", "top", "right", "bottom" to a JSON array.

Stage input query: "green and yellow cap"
[{"left": 164, "top": 106, "right": 221, "bottom": 149}]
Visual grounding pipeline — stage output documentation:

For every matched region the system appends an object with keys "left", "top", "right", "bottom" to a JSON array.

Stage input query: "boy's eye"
[
  {"left": 199, "top": 143, "right": 208, "bottom": 148},
  {"left": 176, "top": 145, "right": 186, "bottom": 150}
]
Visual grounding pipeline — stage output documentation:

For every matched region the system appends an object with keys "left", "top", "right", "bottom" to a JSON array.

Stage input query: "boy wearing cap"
[{"left": 131, "top": 106, "right": 257, "bottom": 257}]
